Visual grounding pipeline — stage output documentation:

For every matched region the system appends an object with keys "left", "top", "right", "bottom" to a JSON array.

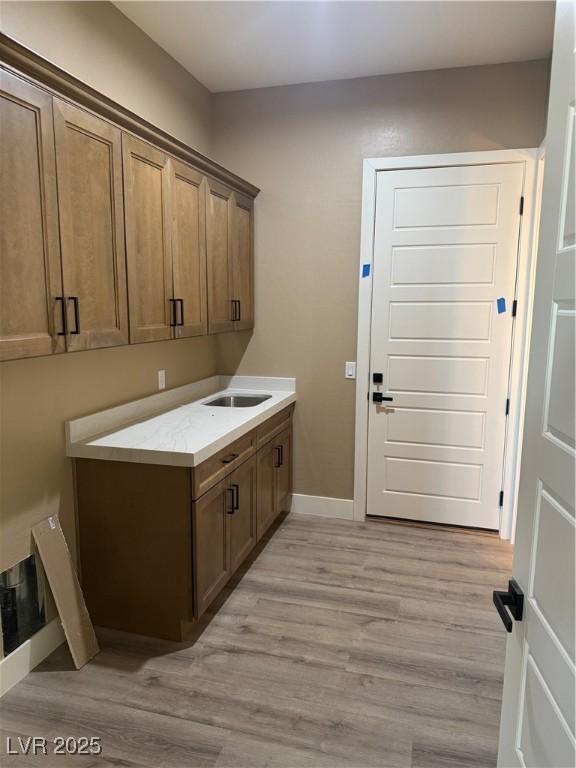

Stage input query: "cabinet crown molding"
[{"left": 0, "top": 32, "right": 259, "bottom": 199}]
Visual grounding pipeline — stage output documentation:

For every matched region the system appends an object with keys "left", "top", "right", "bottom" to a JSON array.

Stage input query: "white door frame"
[{"left": 354, "top": 149, "right": 544, "bottom": 538}]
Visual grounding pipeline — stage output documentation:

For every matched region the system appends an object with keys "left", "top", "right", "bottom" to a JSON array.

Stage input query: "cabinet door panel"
[
  {"left": 0, "top": 71, "right": 63, "bottom": 361},
  {"left": 54, "top": 100, "right": 128, "bottom": 351},
  {"left": 193, "top": 481, "right": 230, "bottom": 617},
  {"left": 206, "top": 178, "right": 234, "bottom": 334},
  {"left": 229, "top": 456, "right": 257, "bottom": 574},
  {"left": 122, "top": 134, "right": 173, "bottom": 343},
  {"left": 231, "top": 192, "right": 254, "bottom": 330},
  {"left": 275, "top": 426, "right": 293, "bottom": 515},
  {"left": 257, "top": 440, "right": 277, "bottom": 541},
  {"left": 171, "top": 159, "right": 207, "bottom": 338}
]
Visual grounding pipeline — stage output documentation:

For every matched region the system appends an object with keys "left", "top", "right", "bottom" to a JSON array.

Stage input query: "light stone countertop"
[{"left": 65, "top": 376, "right": 296, "bottom": 468}]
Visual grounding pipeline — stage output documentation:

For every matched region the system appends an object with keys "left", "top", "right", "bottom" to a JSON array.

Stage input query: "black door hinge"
[
  {"left": 505, "top": 398, "right": 510, "bottom": 415},
  {"left": 499, "top": 490, "right": 504, "bottom": 508},
  {"left": 512, "top": 299, "right": 518, "bottom": 317},
  {"left": 519, "top": 196, "right": 524, "bottom": 215}
]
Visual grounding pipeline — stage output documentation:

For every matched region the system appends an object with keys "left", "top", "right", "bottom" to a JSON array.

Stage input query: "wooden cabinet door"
[
  {"left": 53, "top": 100, "right": 128, "bottom": 351},
  {"left": 0, "top": 71, "right": 64, "bottom": 361},
  {"left": 275, "top": 426, "right": 293, "bottom": 515},
  {"left": 122, "top": 134, "right": 173, "bottom": 343},
  {"left": 231, "top": 192, "right": 254, "bottom": 331},
  {"left": 206, "top": 178, "right": 234, "bottom": 334},
  {"left": 192, "top": 480, "right": 230, "bottom": 617},
  {"left": 257, "top": 439, "right": 277, "bottom": 541},
  {"left": 228, "top": 455, "right": 257, "bottom": 574},
  {"left": 170, "top": 159, "right": 207, "bottom": 338}
]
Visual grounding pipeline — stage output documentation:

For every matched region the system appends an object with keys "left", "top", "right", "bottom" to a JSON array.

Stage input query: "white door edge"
[{"left": 354, "top": 148, "right": 544, "bottom": 539}]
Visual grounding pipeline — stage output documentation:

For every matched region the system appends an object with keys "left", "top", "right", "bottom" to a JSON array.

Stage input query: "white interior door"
[
  {"left": 497, "top": 3, "right": 575, "bottom": 766},
  {"left": 367, "top": 162, "right": 524, "bottom": 528}
]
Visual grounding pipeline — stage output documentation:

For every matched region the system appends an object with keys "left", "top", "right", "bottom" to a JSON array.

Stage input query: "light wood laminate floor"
[{"left": 0, "top": 514, "right": 513, "bottom": 768}]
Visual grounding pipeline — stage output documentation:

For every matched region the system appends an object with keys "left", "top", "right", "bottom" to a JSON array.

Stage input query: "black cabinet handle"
[
  {"left": 68, "top": 296, "right": 80, "bottom": 335},
  {"left": 231, "top": 483, "right": 239, "bottom": 511},
  {"left": 236, "top": 300, "right": 241, "bottom": 322},
  {"left": 169, "top": 298, "right": 177, "bottom": 327},
  {"left": 230, "top": 300, "right": 237, "bottom": 322},
  {"left": 226, "top": 487, "right": 235, "bottom": 515},
  {"left": 55, "top": 297, "right": 67, "bottom": 336},
  {"left": 177, "top": 298, "right": 184, "bottom": 326},
  {"left": 231, "top": 299, "right": 241, "bottom": 322},
  {"left": 373, "top": 392, "right": 393, "bottom": 403},
  {"left": 493, "top": 579, "right": 524, "bottom": 632},
  {"left": 274, "top": 446, "right": 282, "bottom": 468},
  {"left": 221, "top": 452, "right": 239, "bottom": 465}
]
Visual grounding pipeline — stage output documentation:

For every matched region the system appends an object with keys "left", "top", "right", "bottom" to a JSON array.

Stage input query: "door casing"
[{"left": 354, "top": 149, "right": 544, "bottom": 538}]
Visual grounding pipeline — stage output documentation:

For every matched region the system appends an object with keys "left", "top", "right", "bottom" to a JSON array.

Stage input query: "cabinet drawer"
[
  {"left": 256, "top": 405, "right": 294, "bottom": 449},
  {"left": 192, "top": 430, "right": 256, "bottom": 499}
]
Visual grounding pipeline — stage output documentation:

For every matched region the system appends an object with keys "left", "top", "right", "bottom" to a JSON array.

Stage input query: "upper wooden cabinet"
[
  {"left": 231, "top": 192, "right": 255, "bottom": 331},
  {"left": 206, "top": 180, "right": 255, "bottom": 334},
  {"left": 170, "top": 159, "right": 208, "bottom": 338},
  {"left": 0, "top": 71, "right": 64, "bottom": 361},
  {"left": 53, "top": 100, "right": 128, "bottom": 351},
  {"left": 0, "top": 45, "right": 257, "bottom": 361},
  {"left": 122, "top": 134, "right": 173, "bottom": 344}
]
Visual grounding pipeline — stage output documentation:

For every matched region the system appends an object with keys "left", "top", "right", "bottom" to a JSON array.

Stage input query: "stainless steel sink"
[{"left": 203, "top": 394, "right": 272, "bottom": 408}]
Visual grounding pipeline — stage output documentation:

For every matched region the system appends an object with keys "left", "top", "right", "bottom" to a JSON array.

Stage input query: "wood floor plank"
[{"left": 0, "top": 514, "right": 512, "bottom": 767}]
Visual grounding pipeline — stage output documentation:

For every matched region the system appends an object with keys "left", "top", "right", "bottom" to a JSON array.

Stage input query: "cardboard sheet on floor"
[{"left": 32, "top": 516, "right": 99, "bottom": 669}]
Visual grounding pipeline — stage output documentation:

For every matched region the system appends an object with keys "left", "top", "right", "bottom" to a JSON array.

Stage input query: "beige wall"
[
  {"left": 0, "top": 1, "right": 217, "bottom": 571},
  {"left": 213, "top": 60, "right": 550, "bottom": 501},
  {"left": 0, "top": 1, "right": 212, "bottom": 154}
]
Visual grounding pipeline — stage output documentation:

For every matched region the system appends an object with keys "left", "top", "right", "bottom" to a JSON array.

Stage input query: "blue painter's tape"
[
  {"left": 362, "top": 264, "right": 371, "bottom": 278},
  {"left": 497, "top": 297, "right": 506, "bottom": 314}
]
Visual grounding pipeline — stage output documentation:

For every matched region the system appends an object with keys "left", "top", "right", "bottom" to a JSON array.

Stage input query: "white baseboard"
[
  {"left": 0, "top": 618, "right": 65, "bottom": 698},
  {"left": 291, "top": 493, "right": 354, "bottom": 520}
]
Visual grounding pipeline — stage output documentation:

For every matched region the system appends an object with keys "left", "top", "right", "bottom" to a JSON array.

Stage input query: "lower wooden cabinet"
[
  {"left": 75, "top": 406, "right": 293, "bottom": 640},
  {"left": 257, "top": 425, "right": 293, "bottom": 540}
]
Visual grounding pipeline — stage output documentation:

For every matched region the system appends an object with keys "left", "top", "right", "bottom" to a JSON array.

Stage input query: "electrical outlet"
[
  {"left": 158, "top": 369, "right": 166, "bottom": 390},
  {"left": 345, "top": 361, "right": 357, "bottom": 380}
]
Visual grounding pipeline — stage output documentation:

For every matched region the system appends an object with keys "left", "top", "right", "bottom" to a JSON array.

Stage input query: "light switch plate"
[
  {"left": 158, "top": 369, "right": 166, "bottom": 390},
  {"left": 345, "top": 362, "right": 357, "bottom": 380}
]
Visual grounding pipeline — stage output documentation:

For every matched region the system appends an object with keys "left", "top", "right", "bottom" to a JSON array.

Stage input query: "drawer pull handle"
[
  {"left": 222, "top": 452, "right": 239, "bottom": 465},
  {"left": 226, "top": 487, "right": 235, "bottom": 514}
]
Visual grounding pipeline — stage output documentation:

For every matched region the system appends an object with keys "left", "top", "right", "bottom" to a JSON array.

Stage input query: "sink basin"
[{"left": 203, "top": 394, "right": 272, "bottom": 408}]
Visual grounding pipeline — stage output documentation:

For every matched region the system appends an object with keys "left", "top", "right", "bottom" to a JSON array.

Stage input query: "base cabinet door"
[
  {"left": 0, "top": 70, "right": 64, "bottom": 361},
  {"left": 192, "top": 480, "right": 230, "bottom": 617},
  {"left": 228, "top": 455, "right": 257, "bottom": 574},
  {"left": 257, "top": 440, "right": 277, "bottom": 541},
  {"left": 53, "top": 100, "right": 128, "bottom": 351},
  {"left": 275, "top": 426, "right": 293, "bottom": 514}
]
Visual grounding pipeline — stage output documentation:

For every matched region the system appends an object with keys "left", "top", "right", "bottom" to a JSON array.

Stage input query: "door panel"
[
  {"left": 122, "top": 134, "right": 173, "bottom": 343},
  {"left": 53, "top": 100, "right": 128, "bottom": 351},
  {"left": 257, "top": 440, "right": 276, "bottom": 541},
  {"left": 275, "top": 426, "right": 292, "bottom": 515},
  {"left": 206, "top": 178, "right": 234, "bottom": 334},
  {"left": 170, "top": 159, "right": 207, "bottom": 338},
  {"left": 498, "top": 6, "right": 575, "bottom": 765},
  {"left": 228, "top": 456, "right": 257, "bottom": 574},
  {"left": 368, "top": 162, "right": 524, "bottom": 528},
  {"left": 192, "top": 480, "right": 229, "bottom": 617},
  {"left": 0, "top": 70, "right": 63, "bottom": 361},
  {"left": 231, "top": 192, "right": 254, "bottom": 330}
]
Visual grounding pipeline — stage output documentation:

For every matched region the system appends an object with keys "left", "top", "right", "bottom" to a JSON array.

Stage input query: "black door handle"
[
  {"left": 373, "top": 392, "right": 393, "bottom": 403},
  {"left": 177, "top": 299, "right": 184, "bottom": 326},
  {"left": 236, "top": 300, "right": 241, "bottom": 322},
  {"left": 169, "top": 298, "right": 177, "bottom": 327},
  {"left": 68, "top": 297, "right": 80, "bottom": 335},
  {"left": 493, "top": 579, "right": 524, "bottom": 632},
  {"left": 231, "top": 483, "right": 239, "bottom": 511},
  {"left": 226, "top": 487, "right": 235, "bottom": 515},
  {"left": 274, "top": 446, "right": 282, "bottom": 468},
  {"left": 55, "top": 297, "right": 67, "bottom": 336}
]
